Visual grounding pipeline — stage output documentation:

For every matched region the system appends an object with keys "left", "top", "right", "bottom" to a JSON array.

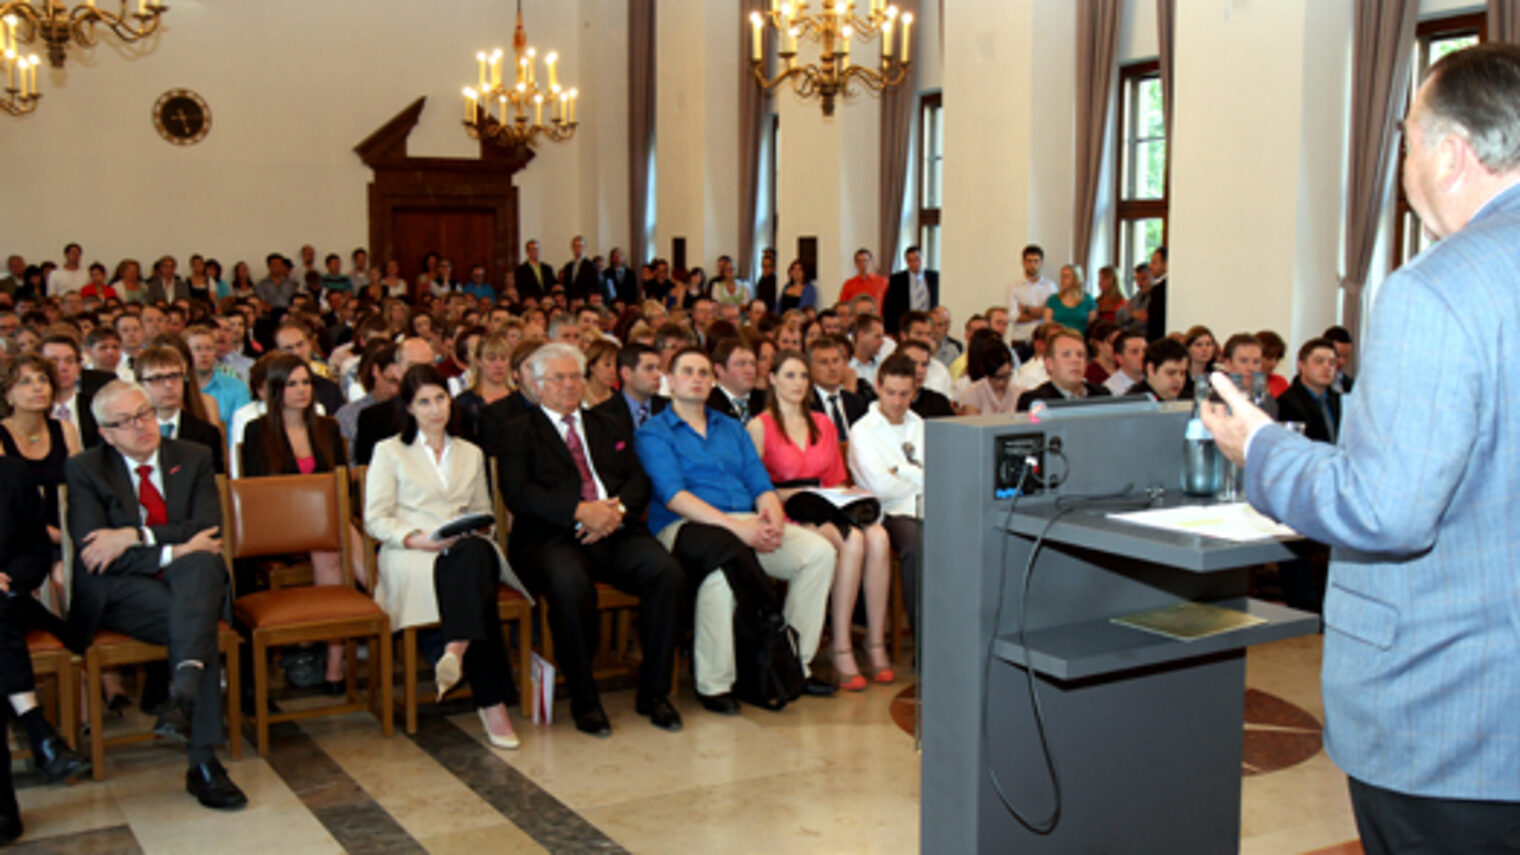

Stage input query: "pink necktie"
[{"left": 561, "top": 414, "right": 598, "bottom": 502}]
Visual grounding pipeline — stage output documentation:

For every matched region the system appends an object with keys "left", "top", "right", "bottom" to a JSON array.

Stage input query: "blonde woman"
[{"left": 1042, "top": 264, "right": 1097, "bottom": 337}]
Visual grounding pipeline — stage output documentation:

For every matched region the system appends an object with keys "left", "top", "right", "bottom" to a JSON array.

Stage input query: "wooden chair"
[
  {"left": 232, "top": 443, "right": 315, "bottom": 590},
  {"left": 355, "top": 463, "right": 534, "bottom": 733},
  {"left": 26, "top": 630, "right": 77, "bottom": 751},
  {"left": 64, "top": 482, "right": 242, "bottom": 781},
  {"left": 222, "top": 467, "right": 392, "bottom": 756}
]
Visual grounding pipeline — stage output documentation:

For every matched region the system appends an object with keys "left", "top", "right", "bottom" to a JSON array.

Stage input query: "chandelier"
[
  {"left": 1, "top": 48, "right": 39, "bottom": 115},
  {"left": 0, "top": 0, "right": 168, "bottom": 69},
  {"left": 461, "top": 0, "right": 578, "bottom": 158},
  {"left": 750, "top": 0, "right": 912, "bottom": 116}
]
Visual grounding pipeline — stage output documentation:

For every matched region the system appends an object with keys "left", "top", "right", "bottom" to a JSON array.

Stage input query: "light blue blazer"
[{"left": 1245, "top": 183, "right": 1520, "bottom": 801}]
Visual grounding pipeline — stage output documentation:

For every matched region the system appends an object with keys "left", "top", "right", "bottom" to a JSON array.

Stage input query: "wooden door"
[{"left": 391, "top": 208, "right": 498, "bottom": 291}]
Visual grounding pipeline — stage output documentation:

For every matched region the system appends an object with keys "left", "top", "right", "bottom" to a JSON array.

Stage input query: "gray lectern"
[{"left": 920, "top": 400, "right": 1318, "bottom": 854}]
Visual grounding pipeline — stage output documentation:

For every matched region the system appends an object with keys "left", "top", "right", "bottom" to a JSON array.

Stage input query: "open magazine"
[
  {"left": 782, "top": 486, "right": 882, "bottom": 530},
  {"left": 428, "top": 512, "right": 495, "bottom": 541}
]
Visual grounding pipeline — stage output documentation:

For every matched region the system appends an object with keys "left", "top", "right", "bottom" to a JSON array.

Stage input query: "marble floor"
[{"left": 6, "top": 635, "right": 1360, "bottom": 854}]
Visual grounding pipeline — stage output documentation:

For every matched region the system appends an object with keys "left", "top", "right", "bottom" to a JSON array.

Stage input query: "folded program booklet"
[
  {"left": 429, "top": 512, "right": 495, "bottom": 541},
  {"left": 1111, "top": 601, "right": 1266, "bottom": 642}
]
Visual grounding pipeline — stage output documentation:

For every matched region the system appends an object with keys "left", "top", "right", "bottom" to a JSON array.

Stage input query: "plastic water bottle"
[{"left": 1182, "top": 375, "right": 1220, "bottom": 496}]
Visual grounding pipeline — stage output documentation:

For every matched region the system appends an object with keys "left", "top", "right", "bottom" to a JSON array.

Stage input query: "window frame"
[
  {"left": 1114, "top": 60, "right": 1168, "bottom": 283},
  {"left": 916, "top": 91, "right": 943, "bottom": 270}
]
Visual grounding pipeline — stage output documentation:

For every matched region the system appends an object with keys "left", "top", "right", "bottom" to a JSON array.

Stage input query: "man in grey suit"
[
  {"left": 1203, "top": 45, "right": 1520, "bottom": 852},
  {"left": 65, "top": 380, "right": 246, "bottom": 810}
]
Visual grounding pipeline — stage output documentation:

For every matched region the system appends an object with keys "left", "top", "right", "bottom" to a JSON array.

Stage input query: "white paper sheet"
[
  {"left": 531, "top": 652, "right": 556, "bottom": 725},
  {"left": 1107, "top": 502, "right": 1299, "bottom": 542}
]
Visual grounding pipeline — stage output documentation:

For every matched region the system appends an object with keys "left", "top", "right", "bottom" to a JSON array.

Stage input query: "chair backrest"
[
  {"left": 220, "top": 467, "right": 352, "bottom": 587},
  {"left": 353, "top": 464, "right": 379, "bottom": 589},
  {"left": 487, "top": 456, "right": 514, "bottom": 549}
]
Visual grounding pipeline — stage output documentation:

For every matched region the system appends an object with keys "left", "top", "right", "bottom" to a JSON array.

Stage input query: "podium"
[{"left": 920, "top": 401, "right": 1318, "bottom": 854}]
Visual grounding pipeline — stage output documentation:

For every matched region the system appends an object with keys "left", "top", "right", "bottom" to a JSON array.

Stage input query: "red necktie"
[
  {"left": 136, "top": 464, "right": 168, "bottom": 526},
  {"left": 561, "top": 414, "right": 599, "bottom": 502}
]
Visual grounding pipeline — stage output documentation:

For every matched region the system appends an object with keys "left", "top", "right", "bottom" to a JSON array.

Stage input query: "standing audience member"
[
  {"left": 883, "top": 246, "right": 938, "bottom": 333},
  {"left": 1042, "top": 264, "right": 1097, "bottom": 337},
  {"left": 1008, "top": 244, "right": 1057, "bottom": 358}
]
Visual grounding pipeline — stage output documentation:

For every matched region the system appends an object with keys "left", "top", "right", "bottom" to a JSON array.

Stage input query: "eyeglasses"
[
  {"left": 140, "top": 372, "right": 185, "bottom": 385},
  {"left": 100, "top": 407, "right": 156, "bottom": 431},
  {"left": 540, "top": 372, "right": 582, "bottom": 386}
]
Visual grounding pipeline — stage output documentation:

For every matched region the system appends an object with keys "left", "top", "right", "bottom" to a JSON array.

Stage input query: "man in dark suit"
[
  {"left": 272, "top": 319, "right": 343, "bottom": 415},
  {"left": 897, "top": 340, "right": 957, "bottom": 418},
  {"left": 65, "top": 381, "right": 246, "bottom": 810},
  {"left": 883, "top": 245, "right": 939, "bottom": 334},
  {"left": 496, "top": 343, "right": 685, "bottom": 737},
  {"left": 1322, "top": 325, "right": 1356, "bottom": 394},
  {"left": 1016, "top": 329, "right": 1112, "bottom": 411},
  {"left": 590, "top": 342, "right": 668, "bottom": 436},
  {"left": 1145, "top": 246, "right": 1169, "bottom": 343},
  {"left": 514, "top": 239, "right": 556, "bottom": 302},
  {"left": 353, "top": 337, "right": 435, "bottom": 465},
  {"left": 560, "top": 236, "right": 603, "bottom": 303},
  {"left": 135, "top": 345, "right": 226, "bottom": 474},
  {"left": 0, "top": 458, "right": 93, "bottom": 838},
  {"left": 603, "top": 247, "right": 638, "bottom": 306},
  {"left": 705, "top": 338, "right": 766, "bottom": 423},
  {"left": 1275, "top": 338, "right": 1342, "bottom": 444},
  {"left": 753, "top": 251, "right": 778, "bottom": 311},
  {"left": 807, "top": 335, "right": 868, "bottom": 438}
]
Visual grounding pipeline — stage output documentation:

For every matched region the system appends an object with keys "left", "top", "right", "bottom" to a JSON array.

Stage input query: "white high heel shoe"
[{"left": 478, "top": 708, "right": 521, "bottom": 750}]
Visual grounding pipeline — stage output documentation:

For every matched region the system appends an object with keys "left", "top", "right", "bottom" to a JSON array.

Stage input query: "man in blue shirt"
[{"left": 636, "top": 347, "right": 837, "bottom": 713}]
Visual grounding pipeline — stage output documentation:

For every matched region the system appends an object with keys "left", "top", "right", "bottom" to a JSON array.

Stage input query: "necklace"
[{"left": 3, "top": 418, "right": 41, "bottom": 444}]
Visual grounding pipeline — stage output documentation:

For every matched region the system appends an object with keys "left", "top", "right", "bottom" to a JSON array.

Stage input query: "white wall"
[{"left": 0, "top": 0, "right": 628, "bottom": 273}]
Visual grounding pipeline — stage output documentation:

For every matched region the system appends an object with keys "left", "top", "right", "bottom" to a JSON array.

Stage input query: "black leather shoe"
[
  {"left": 35, "top": 734, "right": 91, "bottom": 784},
  {"left": 695, "top": 691, "right": 741, "bottom": 715},
  {"left": 0, "top": 802, "right": 20, "bottom": 846},
  {"left": 572, "top": 705, "right": 612, "bottom": 738},
  {"left": 635, "top": 697, "right": 683, "bottom": 732},
  {"left": 801, "top": 676, "right": 839, "bottom": 697},
  {"left": 105, "top": 693, "right": 131, "bottom": 717},
  {"left": 153, "top": 695, "right": 193, "bottom": 743},
  {"left": 186, "top": 759, "right": 248, "bottom": 810},
  {"left": 321, "top": 680, "right": 346, "bottom": 697}
]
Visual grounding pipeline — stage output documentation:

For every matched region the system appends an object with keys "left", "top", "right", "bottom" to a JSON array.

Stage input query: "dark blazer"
[
  {"left": 75, "top": 368, "right": 115, "bottom": 448},
  {"left": 0, "top": 457, "right": 52, "bottom": 596},
  {"left": 172, "top": 411, "right": 226, "bottom": 475},
  {"left": 497, "top": 406, "right": 653, "bottom": 561},
  {"left": 240, "top": 415, "right": 346, "bottom": 477},
  {"left": 514, "top": 261, "right": 556, "bottom": 301},
  {"left": 475, "top": 393, "right": 535, "bottom": 463},
  {"left": 1146, "top": 277, "right": 1168, "bottom": 342},
  {"left": 1016, "top": 380, "right": 1112, "bottom": 412},
  {"left": 810, "top": 386, "right": 868, "bottom": 427},
  {"left": 561, "top": 258, "right": 602, "bottom": 302},
  {"left": 312, "top": 373, "right": 344, "bottom": 417},
  {"left": 884, "top": 269, "right": 940, "bottom": 334},
  {"left": 354, "top": 398, "right": 402, "bottom": 466},
  {"left": 912, "top": 388, "right": 957, "bottom": 419},
  {"left": 1275, "top": 377, "right": 1341, "bottom": 444},
  {"left": 64, "top": 440, "right": 221, "bottom": 644},
  {"left": 604, "top": 267, "right": 638, "bottom": 305},
  {"left": 591, "top": 391, "right": 668, "bottom": 437},
  {"left": 706, "top": 387, "right": 766, "bottom": 423},
  {"left": 754, "top": 274, "right": 777, "bottom": 311}
]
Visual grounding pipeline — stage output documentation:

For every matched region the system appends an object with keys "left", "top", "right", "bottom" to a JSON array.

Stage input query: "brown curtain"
[
  {"left": 1491, "top": 0, "right": 1520, "bottom": 42},
  {"left": 1156, "top": 0, "right": 1175, "bottom": 138},
  {"left": 629, "top": 0, "right": 657, "bottom": 263},
  {"left": 1072, "top": 0, "right": 1122, "bottom": 274},
  {"left": 1341, "top": 0, "right": 1418, "bottom": 343},
  {"left": 738, "top": 0, "right": 769, "bottom": 280},
  {"left": 879, "top": 37, "right": 917, "bottom": 271}
]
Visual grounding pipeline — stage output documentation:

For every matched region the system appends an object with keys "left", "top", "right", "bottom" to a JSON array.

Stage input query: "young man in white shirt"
[
  {"left": 847, "top": 353, "right": 924, "bottom": 629},
  {"left": 46, "top": 243, "right": 89, "bottom": 297},
  {"left": 1007, "top": 244, "right": 1057, "bottom": 357}
]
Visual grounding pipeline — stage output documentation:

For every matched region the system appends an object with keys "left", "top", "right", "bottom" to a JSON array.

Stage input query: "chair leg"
[
  {"left": 345, "top": 638, "right": 358, "bottom": 703},
  {"left": 58, "top": 661, "right": 78, "bottom": 751},
  {"left": 86, "top": 652, "right": 105, "bottom": 781},
  {"left": 889, "top": 556, "right": 906, "bottom": 664},
  {"left": 403, "top": 627, "right": 418, "bottom": 735},
  {"left": 224, "top": 634, "right": 242, "bottom": 761},
  {"left": 253, "top": 634, "right": 271, "bottom": 757},
  {"left": 377, "top": 626, "right": 394, "bottom": 737},
  {"left": 515, "top": 614, "right": 532, "bottom": 718}
]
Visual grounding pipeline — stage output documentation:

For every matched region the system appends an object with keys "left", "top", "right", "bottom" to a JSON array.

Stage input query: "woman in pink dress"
[{"left": 746, "top": 351, "right": 895, "bottom": 690}]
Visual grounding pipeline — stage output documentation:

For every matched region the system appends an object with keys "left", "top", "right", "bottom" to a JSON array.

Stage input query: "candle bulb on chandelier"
[
  {"left": 750, "top": 13, "right": 763, "bottom": 62},
  {"left": 840, "top": 26, "right": 851, "bottom": 69},
  {"left": 526, "top": 48, "right": 536, "bottom": 85},
  {"left": 463, "top": 87, "right": 475, "bottom": 122},
  {"left": 568, "top": 88, "right": 578, "bottom": 124},
  {"left": 3, "top": 15, "right": 15, "bottom": 55},
  {"left": 900, "top": 12, "right": 912, "bottom": 63},
  {"left": 3, "top": 52, "right": 13, "bottom": 93},
  {"left": 534, "top": 93, "right": 543, "bottom": 126},
  {"left": 881, "top": 13, "right": 894, "bottom": 67},
  {"left": 546, "top": 51, "right": 558, "bottom": 90},
  {"left": 498, "top": 95, "right": 507, "bottom": 124},
  {"left": 25, "top": 54, "right": 36, "bottom": 97},
  {"left": 476, "top": 52, "right": 488, "bottom": 90},
  {"left": 490, "top": 48, "right": 503, "bottom": 88}
]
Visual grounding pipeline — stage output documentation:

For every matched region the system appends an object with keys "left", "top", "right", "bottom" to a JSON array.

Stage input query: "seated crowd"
[{"left": 0, "top": 236, "right": 1352, "bottom": 832}]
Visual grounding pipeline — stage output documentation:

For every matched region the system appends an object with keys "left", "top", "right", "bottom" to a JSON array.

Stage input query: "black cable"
[{"left": 981, "top": 482, "right": 1159, "bottom": 834}]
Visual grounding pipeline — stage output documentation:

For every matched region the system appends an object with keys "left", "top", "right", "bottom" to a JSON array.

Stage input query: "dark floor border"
[{"left": 6, "top": 823, "right": 142, "bottom": 855}]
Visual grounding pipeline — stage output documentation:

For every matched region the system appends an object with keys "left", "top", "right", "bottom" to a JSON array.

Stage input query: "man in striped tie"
[{"left": 884, "top": 245, "right": 940, "bottom": 334}]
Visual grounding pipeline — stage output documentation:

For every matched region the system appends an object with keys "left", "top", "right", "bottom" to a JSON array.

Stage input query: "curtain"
[
  {"left": 1340, "top": 0, "right": 1418, "bottom": 342},
  {"left": 879, "top": 37, "right": 917, "bottom": 272},
  {"left": 1491, "top": 0, "right": 1520, "bottom": 43},
  {"left": 1071, "top": 0, "right": 1121, "bottom": 275},
  {"left": 738, "top": 0, "right": 769, "bottom": 280},
  {"left": 629, "top": 0, "right": 657, "bottom": 263},
  {"left": 1156, "top": 0, "right": 1175, "bottom": 139}
]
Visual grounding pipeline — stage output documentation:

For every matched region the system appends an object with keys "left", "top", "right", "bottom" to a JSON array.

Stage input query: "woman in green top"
[{"left": 1043, "top": 264, "right": 1097, "bottom": 336}]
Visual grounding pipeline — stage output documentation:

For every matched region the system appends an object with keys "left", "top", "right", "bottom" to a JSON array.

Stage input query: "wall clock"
[{"left": 152, "top": 89, "right": 211, "bottom": 146}]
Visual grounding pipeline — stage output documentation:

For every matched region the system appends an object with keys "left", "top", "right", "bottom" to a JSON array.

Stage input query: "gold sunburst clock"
[{"left": 152, "top": 89, "right": 210, "bottom": 146}]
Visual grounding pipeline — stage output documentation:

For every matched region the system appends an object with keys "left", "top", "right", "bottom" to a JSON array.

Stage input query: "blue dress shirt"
[{"left": 635, "top": 406, "right": 774, "bottom": 534}]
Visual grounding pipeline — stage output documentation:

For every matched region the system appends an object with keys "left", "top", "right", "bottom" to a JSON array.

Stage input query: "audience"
[
  {"left": 1017, "top": 328, "right": 1112, "bottom": 411},
  {"left": 135, "top": 345, "right": 225, "bottom": 475},
  {"left": 848, "top": 353, "right": 924, "bottom": 630},
  {"left": 1126, "top": 338, "right": 1190, "bottom": 401},
  {"left": 807, "top": 335, "right": 868, "bottom": 439},
  {"left": 1104, "top": 329, "right": 1147, "bottom": 397},
  {"left": 957, "top": 329, "right": 1022, "bottom": 416}
]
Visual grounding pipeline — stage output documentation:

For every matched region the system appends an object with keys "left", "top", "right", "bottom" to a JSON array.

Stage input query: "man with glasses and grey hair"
[
  {"left": 65, "top": 380, "right": 246, "bottom": 810},
  {"left": 495, "top": 343, "right": 685, "bottom": 738},
  {"left": 1202, "top": 44, "right": 1520, "bottom": 852}
]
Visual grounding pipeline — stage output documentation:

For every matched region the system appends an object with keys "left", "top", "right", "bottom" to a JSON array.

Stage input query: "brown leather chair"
[
  {"left": 26, "top": 630, "right": 77, "bottom": 751},
  {"left": 64, "top": 482, "right": 242, "bottom": 781},
  {"left": 222, "top": 467, "right": 392, "bottom": 755},
  {"left": 354, "top": 463, "right": 534, "bottom": 733}
]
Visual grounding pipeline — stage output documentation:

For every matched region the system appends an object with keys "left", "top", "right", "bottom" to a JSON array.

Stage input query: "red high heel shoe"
[
  {"left": 867, "top": 643, "right": 896, "bottom": 684},
  {"left": 834, "top": 648, "right": 868, "bottom": 692}
]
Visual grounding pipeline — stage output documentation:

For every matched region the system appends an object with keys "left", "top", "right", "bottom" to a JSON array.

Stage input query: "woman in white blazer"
[{"left": 364, "top": 364, "right": 530, "bottom": 749}]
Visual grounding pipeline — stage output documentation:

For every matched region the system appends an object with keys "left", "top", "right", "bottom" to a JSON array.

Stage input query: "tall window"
[
  {"left": 1393, "top": 13, "right": 1485, "bottom": 268},
  {"left": 917, "top": 92, "right": 943, "bottom": 269},
  {"left": 1115, "top": 61, "right": 1167, "bottom": 289}
]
